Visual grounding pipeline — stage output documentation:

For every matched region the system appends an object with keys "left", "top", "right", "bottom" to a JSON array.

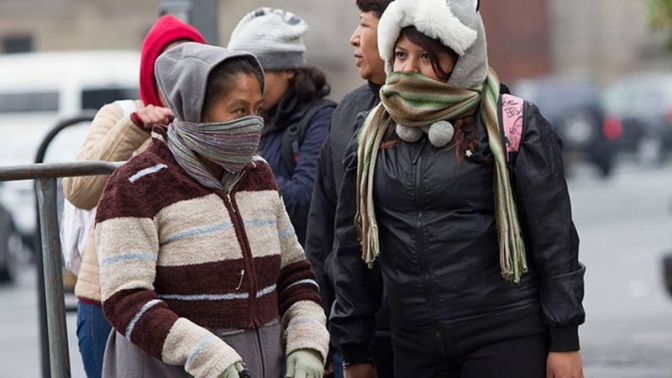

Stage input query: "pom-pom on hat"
[
  {"left": 377, "top": 0, "right": 488, "bottom": 89},
  {"left": 228, "top": 7, "right": 308, "bottom": 71}
]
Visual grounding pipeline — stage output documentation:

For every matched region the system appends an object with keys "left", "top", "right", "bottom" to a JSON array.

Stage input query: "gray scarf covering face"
[{"left": 166, "top": 116, "right": 263, "bottom": 192}]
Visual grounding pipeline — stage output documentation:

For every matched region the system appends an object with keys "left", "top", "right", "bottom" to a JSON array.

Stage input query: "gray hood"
[{"left": 155, "top": 42, "right": 264, "bottom": 123}]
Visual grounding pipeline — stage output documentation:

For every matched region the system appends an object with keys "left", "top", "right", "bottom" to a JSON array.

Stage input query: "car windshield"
[
  {"left": 0, "top": 91, "right": 59, "bottom": 113},
  {"left": 81, "top": 87, "right": 138, "bottom": 110}
]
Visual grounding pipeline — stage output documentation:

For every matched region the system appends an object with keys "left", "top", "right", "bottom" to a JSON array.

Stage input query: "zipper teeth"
[
  {"left": 415, "top": 145, "right": 443, "bottom": 353},
  {"left": 225, "top": 193, "right": 258, "bottom": 324},
  {"left": 227, "top": 194, "right": 236, "bottom": 213}
]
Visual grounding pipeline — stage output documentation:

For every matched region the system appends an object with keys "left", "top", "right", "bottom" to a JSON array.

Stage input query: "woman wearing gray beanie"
[
  {"left": 329, "top": 0, "right": 585, "bottom": 377},
  {"left": 228, "top": 7, "right": 336, "bottom": 248}
]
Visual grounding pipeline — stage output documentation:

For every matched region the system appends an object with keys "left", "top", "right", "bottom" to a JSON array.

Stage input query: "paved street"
[
  {"left": 0, "top": 264, "right": 83, "bottom": 377},
  {"left": 569, "top": 159, "right": 672, "bottom": 377},
  {"left": 1, "top": 157, "right": 672, "bottom": 377}
]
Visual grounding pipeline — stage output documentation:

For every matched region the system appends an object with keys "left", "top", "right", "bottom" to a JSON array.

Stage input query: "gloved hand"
[
  {"left": 286, "top": 349, "right": 324, "bottom": 378},
  {"left": 219, "top": 362, "right": 245, "bottom": 378}
]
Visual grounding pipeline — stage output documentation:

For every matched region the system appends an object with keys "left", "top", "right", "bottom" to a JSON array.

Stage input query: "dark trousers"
[
  {"left": 374, "top": 331, "right": 395, "bottom": 378},
  {"left": 393, "top": 333, "right": 547, "bottom": 378}
]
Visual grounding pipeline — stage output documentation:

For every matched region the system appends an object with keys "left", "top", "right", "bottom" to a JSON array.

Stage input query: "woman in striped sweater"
[{"left": 96, "top": 43, "right": 328, "bottom": 378}]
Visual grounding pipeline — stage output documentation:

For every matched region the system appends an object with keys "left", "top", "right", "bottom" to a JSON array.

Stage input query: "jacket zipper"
[
  {"left": 414, "top": 140, "right": 444, "bottom": 356},
  {"left": 221, "top": 170, "right": 260, "bottom": 326}
]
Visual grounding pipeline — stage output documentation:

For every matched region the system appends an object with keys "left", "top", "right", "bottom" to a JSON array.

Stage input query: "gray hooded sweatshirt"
[{"left": 155, "top": 42, "right": 264, "bottom": 123}]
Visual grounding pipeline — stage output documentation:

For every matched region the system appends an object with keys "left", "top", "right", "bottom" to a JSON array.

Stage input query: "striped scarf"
[
  {"left": 356, "top": 69, "right": 528, "bottom": 282},
  {"left": 167, "top": 115, "right": 263, "bottom": 192}
]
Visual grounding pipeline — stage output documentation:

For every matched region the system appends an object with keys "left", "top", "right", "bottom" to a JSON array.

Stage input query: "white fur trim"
[{"left": 378, "top": 0, "right": 479, "bottom": 74}]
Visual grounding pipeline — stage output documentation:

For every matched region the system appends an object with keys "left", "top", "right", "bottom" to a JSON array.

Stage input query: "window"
[
  {"left": 0, "top": 91, "right": 59, "bottom": 113},
  {"left": 81, "top": 87, "right": 139, "bottom": 110},
  {"left": 2, "top": 36, "right": 32, "bottom": 54}
]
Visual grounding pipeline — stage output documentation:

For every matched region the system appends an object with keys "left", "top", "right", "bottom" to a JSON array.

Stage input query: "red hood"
[{"left": 140, "top": 15, "right": 205, "bottom": 107}]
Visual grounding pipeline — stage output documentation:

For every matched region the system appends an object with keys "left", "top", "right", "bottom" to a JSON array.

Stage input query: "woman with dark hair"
[
  {"left": 330, "top": 1, "right": 585, "bottom": 377},
  {"left": 95, "top": 43, "right": 328, "bottom": 378},
  {"left": 228, "top": 8, "right": 336, "bottom": 247}
]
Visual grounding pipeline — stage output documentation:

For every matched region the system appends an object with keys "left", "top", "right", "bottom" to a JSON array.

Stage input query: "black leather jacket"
[{"left": 330, "top": 100, "right": 586, "bottom": 362}]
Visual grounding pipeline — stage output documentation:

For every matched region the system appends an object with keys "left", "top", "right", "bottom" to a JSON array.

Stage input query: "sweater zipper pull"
[
  {"left": 227, "top": 193, "right": 236, "bottom": 214},
  {"left": 236, "top": 269, "right": 245, "bottom": 290}
]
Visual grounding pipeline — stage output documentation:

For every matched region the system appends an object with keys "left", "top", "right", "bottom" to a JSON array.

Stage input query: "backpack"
[
  {"left": 500, "top": 93, "right": 525, "bottom": 161},
  {"left": 281, "top": 98, "right": 337, "bottom": 175}
]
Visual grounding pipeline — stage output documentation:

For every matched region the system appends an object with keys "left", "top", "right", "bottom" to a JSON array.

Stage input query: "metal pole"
[
  {"left": 189, "top": 0, "right": 219, "bottom": 45},
  {"left": 160, "top": 0, "right": 219, "bottom": 45},
  {"left": 36, "top": 228, "right": 50, "bottom": 378},
  {"left": 32, "top": 112, "right": 97, "bottom": 378},
  {"left": 35, "top": 177, "right": 71, "bottom": 378},
  {"left": 1, "top": 160, "right": 120, "bottom": 378}
]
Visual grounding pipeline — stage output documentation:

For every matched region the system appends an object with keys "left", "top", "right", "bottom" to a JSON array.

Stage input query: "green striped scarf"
[{"left": 355, "top": 69, "right": 528, "bottom": 282}]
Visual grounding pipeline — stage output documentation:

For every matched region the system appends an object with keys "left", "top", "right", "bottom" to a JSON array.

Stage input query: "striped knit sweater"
[{"left": 95, "top": 129, "right": 329, "bottom": 378}]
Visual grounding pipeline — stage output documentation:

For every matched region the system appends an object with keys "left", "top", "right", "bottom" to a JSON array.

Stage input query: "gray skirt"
[{"left": 102, "top": 318, "right": 285, "bottom": 378}]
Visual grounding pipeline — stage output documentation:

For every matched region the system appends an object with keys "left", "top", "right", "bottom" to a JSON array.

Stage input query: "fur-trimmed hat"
[
  {"left": 227, "top": 7, "right": 308, "bottom": 71},
  {"left": 378, "top": 0, "right": 488, "bottom": 89}
]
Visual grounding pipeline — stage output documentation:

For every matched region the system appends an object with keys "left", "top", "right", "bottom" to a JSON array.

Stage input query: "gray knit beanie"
[{"left": 227, "top": 7, "right": 308, "bottom": 71}]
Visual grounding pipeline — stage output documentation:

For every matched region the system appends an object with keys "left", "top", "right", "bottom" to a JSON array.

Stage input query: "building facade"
[
  {"left": 480, "top": 0, "right": 552, "bottom": 86},
  {"left": 0, "top": 0, "right": 670, "bottom": 95}
]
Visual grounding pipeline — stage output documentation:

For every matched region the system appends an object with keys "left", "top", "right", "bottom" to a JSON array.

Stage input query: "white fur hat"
[{"left": 378, "top": 0, "right": 488, "bottom": 89}]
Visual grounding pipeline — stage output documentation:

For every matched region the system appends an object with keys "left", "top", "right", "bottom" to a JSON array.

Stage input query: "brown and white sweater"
[{"left": 95, "top": 130, "right": 329, "bottom": 378}]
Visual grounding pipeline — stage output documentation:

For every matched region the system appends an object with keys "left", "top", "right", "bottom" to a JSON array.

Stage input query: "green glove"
[
  {"left": 286, "top": 349, "right": 324, "bottom": 378},
  {"left": 219, "top": 362, "right": 245, "bottom": 378}
]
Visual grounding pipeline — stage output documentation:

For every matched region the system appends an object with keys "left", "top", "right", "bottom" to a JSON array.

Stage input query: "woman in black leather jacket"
[{"left": 329, "top": 1, "right": 586, "bottom": 378}]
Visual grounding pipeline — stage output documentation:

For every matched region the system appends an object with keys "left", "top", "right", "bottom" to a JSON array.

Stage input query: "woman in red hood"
[{"left": 61, "top": 15, "right": 204, "bottom": 378}]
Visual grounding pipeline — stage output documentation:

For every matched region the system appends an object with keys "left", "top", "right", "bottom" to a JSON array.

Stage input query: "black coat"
[
  {"left": 305, "top": 82, "right": 382, "bottom": 318},
  {"left": 330, "top": 99, "right": 586, "bottom": 362}
]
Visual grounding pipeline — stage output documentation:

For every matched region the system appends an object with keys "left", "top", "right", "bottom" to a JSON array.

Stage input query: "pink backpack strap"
[{"left": 501, "top": 94, "right": 524, "bottom": 161}]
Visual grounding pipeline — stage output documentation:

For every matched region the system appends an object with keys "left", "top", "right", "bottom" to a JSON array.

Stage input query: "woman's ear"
[{"left": 285, "top": 70, "right": 296, "bottom": 80}]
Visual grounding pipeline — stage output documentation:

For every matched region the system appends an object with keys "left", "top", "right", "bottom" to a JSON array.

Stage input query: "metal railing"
[
  {"left": 0, "top": 161, "right": 120, "bottom": 378},
  {"left": 1, "top": 110, "right": 115, "bottom": 378}
]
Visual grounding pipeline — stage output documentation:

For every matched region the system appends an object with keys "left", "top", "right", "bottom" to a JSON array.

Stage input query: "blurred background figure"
[
  {"left": 61, "top": 15, "right": 204, "bottom": 378},
  {"left": 228, "top": 7, "right": 336, "bottom": 247},
  {"left": 305, "top": 0, "right": 396, "bottom": 377}
]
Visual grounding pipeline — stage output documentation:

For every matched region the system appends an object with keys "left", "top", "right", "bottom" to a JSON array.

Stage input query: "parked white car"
[{"left": 0, "top": 50, "right": 140, "bottom": 252}]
